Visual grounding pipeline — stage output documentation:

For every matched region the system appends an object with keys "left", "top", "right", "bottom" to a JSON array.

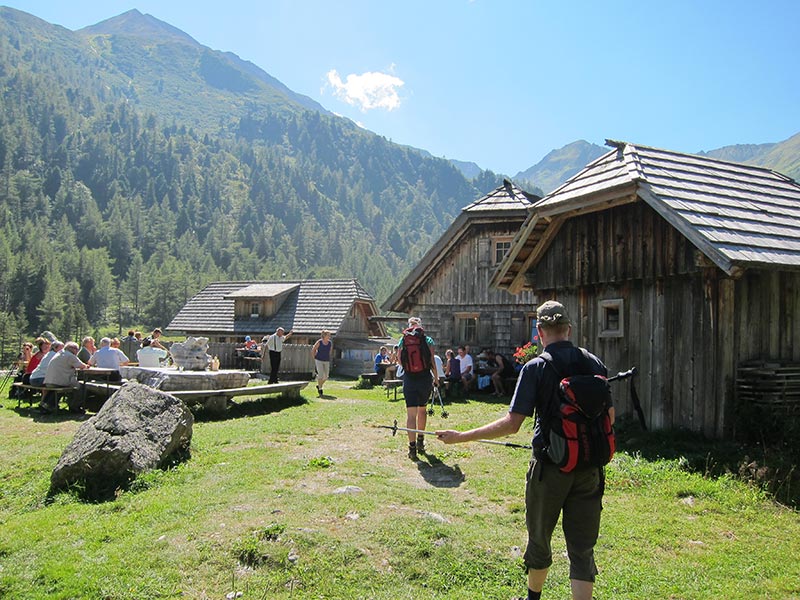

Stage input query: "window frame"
[
  {"left": 493, "top": 237, "right": 513, "bottom": 265},
  {"left": 455, "top": 312, "right": 479, "bottom": 344},
  {"left": 598, "top": 298, "right": 624, "bottom": 338}
]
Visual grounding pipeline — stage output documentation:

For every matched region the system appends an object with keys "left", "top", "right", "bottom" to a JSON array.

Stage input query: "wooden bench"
[
  {"left": 81, "top": 381, "right": 123, "bottom": 401},
  {"left": 359, "top": 372, "right": 382, "bottom": 385},
  {"left": 383, "top": 379, "right": 403, "bottom": 400},
  {"left": 11, "top": 383, "right": 74, "bottom": 409},
  {"left": 170, "top": 381, "right": 309, "bottom": 413}
]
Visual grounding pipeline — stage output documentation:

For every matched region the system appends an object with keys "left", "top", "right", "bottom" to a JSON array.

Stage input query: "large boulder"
[{"left": 50, "top": 382, "right": 193, "bottom": 500}]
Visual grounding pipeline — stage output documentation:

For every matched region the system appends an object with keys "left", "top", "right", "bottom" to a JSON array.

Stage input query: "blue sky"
[{"left": 5, "top": 0, "right": 799, "bottom": 175}]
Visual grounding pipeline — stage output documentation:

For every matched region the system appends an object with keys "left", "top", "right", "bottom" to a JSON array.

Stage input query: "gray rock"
[
  {"left": 49, "top": 382, "right": 193, "bottom": 499},
  {"left": 169, "top": 336, "right": 211, "bottom": 371}
]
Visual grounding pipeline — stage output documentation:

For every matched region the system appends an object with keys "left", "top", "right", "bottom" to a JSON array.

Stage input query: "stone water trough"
[{"left": 82, "top": 336, "right": 309, "bottom": 413}]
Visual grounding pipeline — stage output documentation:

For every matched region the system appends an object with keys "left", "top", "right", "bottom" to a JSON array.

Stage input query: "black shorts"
[{"left": 403, "top": 372, "right": 433, "bottom": 407}]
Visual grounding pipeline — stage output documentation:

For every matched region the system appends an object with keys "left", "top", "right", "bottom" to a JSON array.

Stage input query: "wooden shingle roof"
[
  {"left": 167, "top": 279, "right": 384, "bottom": 337},
  {"left": 493, "top": 141, "right": 800, "bottom": 293},
  {"left": 382, "top": 180, "right": 539, "bottom": 312}
]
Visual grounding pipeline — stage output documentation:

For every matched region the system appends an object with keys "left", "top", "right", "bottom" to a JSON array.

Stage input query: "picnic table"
[{"left": 78, "top": 367, "right": 120, "bottom": 402}]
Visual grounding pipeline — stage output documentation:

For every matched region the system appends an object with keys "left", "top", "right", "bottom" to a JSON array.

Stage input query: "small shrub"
[
  {"left": 258, "top": 523, "right": 286, "bottom": 541},
  {"left": 306, "top": 456, "right": 334, "bottom": 469},
  {"left": 233, "top": 535, "right": 267, "bottom": 567}
]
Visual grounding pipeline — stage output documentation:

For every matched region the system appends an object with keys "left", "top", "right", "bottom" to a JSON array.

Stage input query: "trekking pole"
[
  {"left": 1, "top": 363, "right": 15, "bottom": 390},
  {"left": 427, "top": 386, "right": 448, "bottom": 418},
  {"left": 376, "top": 419, "right": 531, "bottom": 449},
  {"left": 607, "top": 366, "right": 637, "bottom": 382},
  {"left": 607, "top": 366, "right": 647, "bottom": 430}
]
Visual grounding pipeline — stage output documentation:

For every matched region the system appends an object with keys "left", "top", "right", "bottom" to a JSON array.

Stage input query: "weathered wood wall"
[
  {"left": 527, "top": 201, "right": 800, "bottom": 438},
  {"left": 410, "top": 223, "right": 538, "bottom": 356}
]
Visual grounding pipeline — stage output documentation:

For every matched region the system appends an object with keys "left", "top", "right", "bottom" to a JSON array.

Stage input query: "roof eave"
[{"left": 493, "top": 184, "right": 639, "bottom": 293}]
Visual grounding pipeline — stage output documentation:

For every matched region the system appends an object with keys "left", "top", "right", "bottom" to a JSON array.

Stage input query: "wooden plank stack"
[{"left": 737, "top": 361, "right": 800, "bottom": 414}]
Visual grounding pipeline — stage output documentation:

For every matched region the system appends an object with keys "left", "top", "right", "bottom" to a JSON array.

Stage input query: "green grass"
[{"left": 1, "top": 379, "right": 799, "bottom": 599}]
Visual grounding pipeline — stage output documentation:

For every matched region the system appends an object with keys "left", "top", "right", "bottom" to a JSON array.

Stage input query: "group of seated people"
[
  {"left": 236, "top": 335, "right": 262, "bottom": 359},
  {"left": 373, "top": 344, "right": 518, "bottom": 397},
  {"left": 14, "top": 328, "right": 169, "bottom": 413}
]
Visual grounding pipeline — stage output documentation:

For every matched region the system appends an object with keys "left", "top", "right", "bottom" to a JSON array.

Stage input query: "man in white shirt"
[
  {"left": 89, "top": 337, "right": 130, "bottom": 381},
  {"left": 137, "top": 344, "right": 168, "bottom": 368},
  {"left": 265, "top": 327, "right": 292, "bottom": 383}
]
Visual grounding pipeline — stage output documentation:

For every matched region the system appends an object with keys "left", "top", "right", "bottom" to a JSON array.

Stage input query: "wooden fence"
[{"left": 206, "top": 342, "right": 314, "bottom": 378}]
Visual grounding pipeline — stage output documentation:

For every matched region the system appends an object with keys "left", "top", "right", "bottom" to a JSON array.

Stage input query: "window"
[
  {"left": 250, "top": 302, "right": 260, "bottom": 318},
  {"left": 494, "top": 238, "right": 513, "bottom": 265},
  {"left": 455, "top": 313, "right": 479, "bottom": 344},
  {"left": 598, "top": 299, "right": 624, "bottom": 338}
]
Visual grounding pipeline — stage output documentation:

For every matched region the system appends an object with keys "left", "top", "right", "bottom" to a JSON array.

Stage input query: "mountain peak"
[{"left": 79, "top": 9, "right": 200, "bottom": 46}]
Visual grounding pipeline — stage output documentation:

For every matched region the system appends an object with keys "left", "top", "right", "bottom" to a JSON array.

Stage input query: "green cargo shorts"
[{"left": 523, "top": 457, "right": 603, "bottom": 582}]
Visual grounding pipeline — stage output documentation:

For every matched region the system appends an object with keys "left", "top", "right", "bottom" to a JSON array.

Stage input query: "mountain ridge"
[{"left": 0, "top": 5, "right": 797, "bottom": 340}]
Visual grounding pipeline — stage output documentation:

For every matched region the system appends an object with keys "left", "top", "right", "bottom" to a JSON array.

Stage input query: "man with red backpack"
[
  {"left": 398, "top": 316, "right": 438, "bottom": 460},
  {"left": 437, "top": 301, "right": 613, "bottom": 600}
]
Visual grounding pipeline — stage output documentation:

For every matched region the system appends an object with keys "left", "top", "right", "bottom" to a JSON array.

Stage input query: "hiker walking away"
[
  {"left": 437, "top": 300, "right": 613, "bottom": 600},
  {"left": 266, "top": 327, "right": 292, "bottom": 384},
  {"left": 398, "top": 317, "right": 438, "bottom": 460},
  {"left": 311, "top": 329, "right": 333, "bottom": 397}
]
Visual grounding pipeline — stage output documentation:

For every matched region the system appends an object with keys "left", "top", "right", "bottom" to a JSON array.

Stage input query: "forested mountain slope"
[{"left": 0, "top": 7, "right": 501, "bottom": 338}]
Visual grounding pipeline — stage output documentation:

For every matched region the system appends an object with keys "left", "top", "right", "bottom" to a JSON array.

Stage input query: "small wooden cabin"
[
  {"left": 383, "top": 180, "right": 540, "bottom": 357},
  {"left": 167, "top": 279, "right": 387, "bottom": 375},
  {"left": 493, "top": 141, "right": 800, "bottom": 438}
]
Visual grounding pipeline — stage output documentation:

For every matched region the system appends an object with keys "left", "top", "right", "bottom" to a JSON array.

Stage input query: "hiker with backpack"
[
  {"left": 398, "top": 316, "right": 438, "bottom": 461},
  {"left": 437, "top": 300, "right": 613, "bottom": 600}
]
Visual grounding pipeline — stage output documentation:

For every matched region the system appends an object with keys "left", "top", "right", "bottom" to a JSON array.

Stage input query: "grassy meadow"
[{"left": 1, "top": 378, "right": 799, "bottom": 599}]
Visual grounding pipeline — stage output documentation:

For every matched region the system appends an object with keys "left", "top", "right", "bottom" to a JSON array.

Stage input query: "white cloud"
[{"left": 325, "top": 69, "right": 404, "bottom": 112}]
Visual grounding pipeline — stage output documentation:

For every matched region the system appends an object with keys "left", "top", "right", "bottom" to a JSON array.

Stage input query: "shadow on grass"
[
  {"left": 615, "top": 416, "right": 800, "bottom": 509},
  {"left": 12, "top": 404, "right": 90, "bottom": 424},
  {"left": 416, "top": 451, "right": 466, "bottom": 488},
  {"left": 192, "top": 393, "right": 308, "bottom": 422}
]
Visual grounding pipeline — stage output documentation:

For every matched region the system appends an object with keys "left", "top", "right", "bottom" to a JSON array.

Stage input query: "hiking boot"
[
  {"left": 416, "top": 435, "right": 425, "bottom": 453},
  {"left": 408, "top": 442, "right": 418, "bottom": 461}
]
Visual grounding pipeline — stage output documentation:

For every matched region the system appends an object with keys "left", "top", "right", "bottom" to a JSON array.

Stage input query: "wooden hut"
[
  {"left": 383, "top": 180, "right": 540, "bottom": 357},
  {"left": 492, "top": 140, "right": 800, "bottom": 438},
  {"left": 167, "top": 279, "right": 387, "bottom": 376}
]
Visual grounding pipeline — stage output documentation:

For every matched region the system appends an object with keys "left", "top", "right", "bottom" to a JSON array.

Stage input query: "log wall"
[
  {"left": 528, "top": 201, "right": 800, "bottom": 438},
  {"left": 410, "top": 223, "right": 538, "bottom": 356}
]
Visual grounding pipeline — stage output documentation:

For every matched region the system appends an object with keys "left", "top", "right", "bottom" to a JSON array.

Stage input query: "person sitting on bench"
[
  {"left": 374, "top": 346, "right": 391, "bottom": 382},
  {"left": 444, "top": 348, "right": 461, "bottom": 394},
  {"left": 43, "top": 341, "right": 89, "bottom": 414},
  {"left": 89, "top": 337, "right": 130, "bottom": 382},
  {"left": 28, "top": 340, "right": 64, "bottom": 387}
]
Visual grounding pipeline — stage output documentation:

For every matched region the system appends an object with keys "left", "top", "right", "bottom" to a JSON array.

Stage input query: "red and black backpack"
[
  {"left": 539, "top": 349, "right": 615, "bottom": 472},
  {"left": 400, "top": 326, "right": 432, "bottom": 374}
]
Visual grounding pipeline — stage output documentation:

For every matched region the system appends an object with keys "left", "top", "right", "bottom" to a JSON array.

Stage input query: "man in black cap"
[{"left": 437, "top": 300, "right": 612, "bottom": 600}]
